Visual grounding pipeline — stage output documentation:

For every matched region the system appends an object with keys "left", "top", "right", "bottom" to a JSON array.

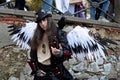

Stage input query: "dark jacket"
[{"left": 30, "top": 30, "right": 74, "bottom": 80}]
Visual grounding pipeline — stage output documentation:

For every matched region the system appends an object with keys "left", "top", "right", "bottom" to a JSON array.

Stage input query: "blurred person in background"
[
  {"left": 90, "top": 0, "right": 110, "bottom": 22},
  {"left": 15, "top": 0, "right": 25, "bottom": 10},
  {"left": 42, "top": 0, "right": 53, "bottom": 12}
]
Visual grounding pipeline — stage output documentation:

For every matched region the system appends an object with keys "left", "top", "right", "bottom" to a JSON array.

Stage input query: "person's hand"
[
  {"left": 51, "top": 44, "right": 62, "bottom": 56},
  {"left": 36, "top": 69, "right": 46, "bottom": 77}
]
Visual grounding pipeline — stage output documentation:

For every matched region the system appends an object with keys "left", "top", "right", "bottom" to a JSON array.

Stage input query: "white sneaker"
[{"left": 98, "top": 16, "right": 109, "bottom": 22}]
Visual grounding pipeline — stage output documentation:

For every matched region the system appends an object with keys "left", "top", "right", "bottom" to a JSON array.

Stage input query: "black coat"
[{"left": 30, "top": 30, "right": 74, "bottom": 80}]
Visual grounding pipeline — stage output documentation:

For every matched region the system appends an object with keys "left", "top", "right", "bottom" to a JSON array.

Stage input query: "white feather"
[
  {"left": 67, "top": 26, "right": 106, "bottom": 61},
  {"left": 11, "top": 22, "right": 37, "bottom": 50}
]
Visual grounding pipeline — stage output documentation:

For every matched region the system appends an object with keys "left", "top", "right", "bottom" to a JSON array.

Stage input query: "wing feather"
[
  {"left": 67, "top": 26, "right": 106, "bottom": 61},
  {"left": 8, "top": 22, "right": 37, "bottom": 50}
]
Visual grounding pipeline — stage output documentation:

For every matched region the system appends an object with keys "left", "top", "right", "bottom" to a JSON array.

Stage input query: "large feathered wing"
[
  {"left": 67, "top": 26, "right": 106, "bottom": 61},
  {"left": 8, "top": 22, "right": 37, "bottom": 50}
]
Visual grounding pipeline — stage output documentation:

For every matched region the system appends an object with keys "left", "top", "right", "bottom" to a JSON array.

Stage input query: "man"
[{"left": 90, "top": 0, "right": 110, "bottom": 22}]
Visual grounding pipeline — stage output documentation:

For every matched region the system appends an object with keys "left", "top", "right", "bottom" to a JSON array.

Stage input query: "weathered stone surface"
[
  {"left": 0, "top": 40, "right": 120, "bottom": 80},
  {"left": 87, "top": 62, "right": 100, "bottom": 72},
  {"left": 88, "top": 75, "right": 99, "bottom": 80},
  {"left": 8, "top": 76, "right": 19, "bottom": 80},
  {"left": 102, "top": 63, "right": 112, "bottom": 75},
  {"left": 0, "top": 25, "right": 120, "bottom": 80},
  {"left": 116, "top": 62, "right": 120, "bottom": 72},
  {"left": 0, "top": 23, "right": 13, "bottom": 48}
]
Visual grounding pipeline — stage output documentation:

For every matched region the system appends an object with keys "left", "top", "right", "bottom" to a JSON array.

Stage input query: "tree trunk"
[{"left": 114, "top": 0, "right": 120, "bottom": 23}]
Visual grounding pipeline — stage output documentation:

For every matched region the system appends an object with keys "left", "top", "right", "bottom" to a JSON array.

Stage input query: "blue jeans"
[
  {"left": 90, "top": 0, "right": 110, "bottom": 20},
  {"left": 42, "top": 0, "right": 53, "bottom": 12}
]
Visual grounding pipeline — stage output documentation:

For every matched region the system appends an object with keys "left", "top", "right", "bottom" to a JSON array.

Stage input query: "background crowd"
[{"left": 0, "top": 0, "right": 115, "bottom": 22}]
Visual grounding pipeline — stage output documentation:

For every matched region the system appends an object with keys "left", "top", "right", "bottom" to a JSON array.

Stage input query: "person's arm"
[
  {"left": 27, "top": 60, "right": 37, "bottom": 75},
  {"left": 28, "top": 49, "right": 37, "bottom": 75},
  {"left": 51, "top": 16, "right": 71, "bottom": 60},
  {"left": 29, "top": 49, "right": 47, "bottom": 76},
  {"left": 59, "top": 30, "right": 72, "bottom": 60}
]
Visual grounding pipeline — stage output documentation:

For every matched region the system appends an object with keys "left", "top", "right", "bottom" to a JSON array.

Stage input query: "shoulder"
[{"left": 58, "top": 29, "right": 67, "bottom": 37}]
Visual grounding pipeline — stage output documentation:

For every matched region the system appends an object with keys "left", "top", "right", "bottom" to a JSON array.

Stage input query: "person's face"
[{"left": 39, "top": 18, "right": 48, "bottom": 31}]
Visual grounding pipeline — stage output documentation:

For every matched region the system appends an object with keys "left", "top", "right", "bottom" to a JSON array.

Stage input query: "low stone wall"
[
  {"left": 8, "top": 47, "right": 120, "bottom": 80},
  {"left": 96, "top": 28, "right": 120, "bottom": 40},
  {"left": 0, "top": 24, "right": 120, "bottom": 80},
  {"left": 64, "top": 54, "right": 120, "bottom": 80},
  {"left": 0, "top": 23, "right": 13, "bottom": 48}
]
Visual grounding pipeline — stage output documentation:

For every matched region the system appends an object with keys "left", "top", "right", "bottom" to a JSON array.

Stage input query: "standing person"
[
  {"left": 30, "top": 9, "right": 74, "bottom": 80},
  {"left": 42, "top": 0, "right": 53, "bottom": 12},
  {"left": 107, "top": 0, "right": 115, "bottom": 22},
  {"left": 90, "top": 0, "right": 110, "bottom": 22},
  {"left": 69, "top": 0, "right": 86, "bottom": 18},
  {"left": 55, "top": 0, "right": 70, "bottom": 13},
  {"left": 6, "top": 0, "right": 14, "bottom": 9},
  {"left": 15, "top": 0, "right": 25, "bottom": 10}
]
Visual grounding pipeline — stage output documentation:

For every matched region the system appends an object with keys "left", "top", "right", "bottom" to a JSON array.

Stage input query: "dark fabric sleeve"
[
  {"left": 58, "top": 30, "right": 72, "bottom": 60},
  {"left": 29, "top": 49, "right": 38, "bottom": 75},
  {"left": 30, "top": 49, "right": 37, "bottom": 62}
]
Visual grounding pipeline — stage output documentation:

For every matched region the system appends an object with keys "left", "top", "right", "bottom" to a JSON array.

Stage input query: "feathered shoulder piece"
[
  {"left": 67, "top": 26, "right": 106, "bottom": 61},
  {"left": 8, "top": 22, "right": 37, "bottom": 50}
]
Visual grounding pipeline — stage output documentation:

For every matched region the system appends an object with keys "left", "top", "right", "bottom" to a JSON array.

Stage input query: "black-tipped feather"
[
  {"left": 98, "top": 41, "right": 108, "bottom": 55},
  {"left": 8, "top": 29, "right": 14, "bottom": 32},
  {"left": 7, "top": 22, "right": 37, "bottom": 50},
  {"left": 19, "top": 32, "right": 25, "bottom": 40},
  {"left": 7, "top": 25, "right": 14, "bottom": 28},
  {"left": 106, "top": 39, "right": 118, "bottom": 45},
  {"left": 67, "top": 26, "right": 107, "bottom": 61},
  {"left": 102, "top": 47, "right": 108, "bottom": 56},
  {"left": 10, "top": 28, "right": 21, "bottom": 35},
  {"left": 108, "top": 47, "right": 115, "bottom": 52},
  {"left": 22, "top": 35, "right": 27, "bottom": 42}
]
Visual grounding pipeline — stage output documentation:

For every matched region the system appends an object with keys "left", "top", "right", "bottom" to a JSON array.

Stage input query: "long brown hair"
[{"left": 31, "top": 17, "right": 58, "bottom": 50}]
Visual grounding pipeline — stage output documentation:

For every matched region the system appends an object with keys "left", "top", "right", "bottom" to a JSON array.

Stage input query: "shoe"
[{"left": 98, "top": 16, "right": 109, "bottom": 22}]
